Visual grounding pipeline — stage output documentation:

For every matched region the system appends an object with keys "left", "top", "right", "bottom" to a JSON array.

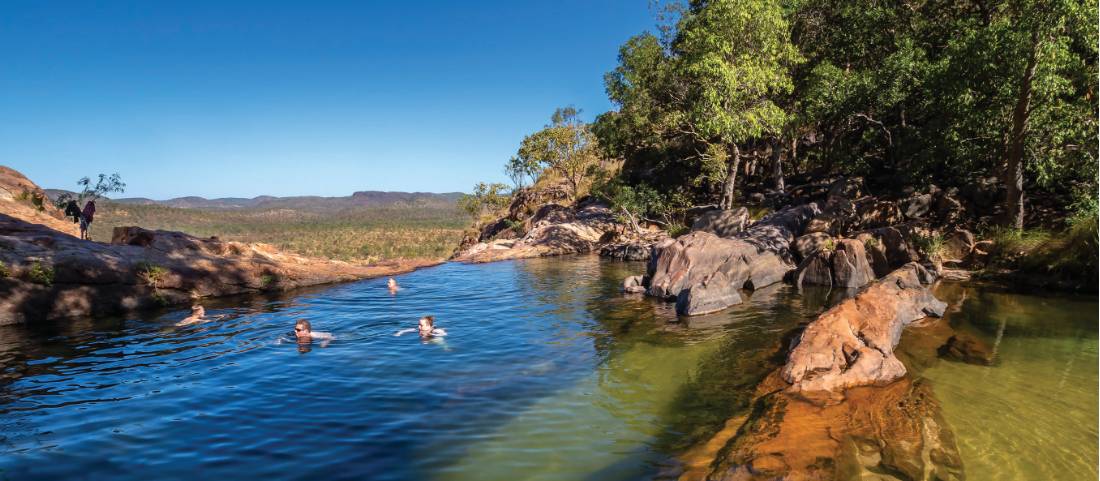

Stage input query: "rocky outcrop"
[
  {"left": 782, "top": 263, "right": 947, "bottom": 394},
  {"left": 0, "top": 220, "right": 438, "bottom": 325},
  {"left": 691, "top": 207, "right": 751, "bottom": 237},
  {"left": 691, "top": 264, "right": 963, "bottom": 481},
  {"left": 622, "top": 275, "right": 646, "bottom": 293},
  {"left": 830, "top": 238, "right": 875, "bottom": 288},
  {"left": 0, "top": 166, "right": 79, "bottom": 237},
  {"left": 645, "top": 204, "right": 819, "bottom": 315},
  {"left": 707, "top": 374, "right": 964, "bottom": 481},
  {"left": 0, "top": 168, "right": 438, "bottom": 324},
  {"left": 452, "top": 202, "right": 634, "bottom": 263}
]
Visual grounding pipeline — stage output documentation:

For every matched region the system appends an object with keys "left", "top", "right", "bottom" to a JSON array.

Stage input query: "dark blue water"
[{"left": 0, "top": 257, "right": 821, "bottom": 481}]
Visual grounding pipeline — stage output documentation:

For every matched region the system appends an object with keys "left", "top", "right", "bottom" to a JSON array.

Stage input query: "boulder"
[
  {"left": 854, "top": 198, "right": 904, "bottom": 230},
  {"left": 622, "top": 275, "right": 646, "bottom": 294},
  {"left": 794, "top": 250, "right": 833, "bottom": 288},
  {"left": 831, "top": 239, "right": 876, "bottom": 288},
  {"left": 646, "top": 204, "right": 819, "bottom": 305},
  {"left": 939, "top": 333, "right": 996, "bottom": 365},
  {"left": 856, "top": 233, "right": 892, "bottom": 278},
  {"left": 803, "top": 214, "right": 836, "bottom": 235},
  {"left": 691, "top": 207, "right": 751, "bottom": 237},
  {"left": 942, "top": 229, "right": 975, "bottom": 261},
  {"left": 708, "top": 376, "right": 965, "bottom": 481},
  {"left": 675, "top": 272, "right": 743, "bottom": 316},
  {"left": 453, "top": 203, "right": 621, "bottom": 263},
  {"left": 903, "top": 193, "right": 932, "bottom": 219},
  {"left": 793, "top": 232, "right": 832, "bottom": 261},
  {"left": 782, "top": 263, "right": 947, "bottom": 394}
]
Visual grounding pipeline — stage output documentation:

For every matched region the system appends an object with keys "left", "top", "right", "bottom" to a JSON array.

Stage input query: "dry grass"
[{"left": 90, "top": 202, "right": 466, "bottom": 262}]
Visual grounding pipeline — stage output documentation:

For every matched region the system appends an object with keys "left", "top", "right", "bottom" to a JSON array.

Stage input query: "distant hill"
[{"left": 44, "top": 189, "right": 464, "bottom": 212}]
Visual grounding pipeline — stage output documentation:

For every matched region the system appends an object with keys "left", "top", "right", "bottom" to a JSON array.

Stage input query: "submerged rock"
[
  {"left": 622, "top": 275, "right": 646, "bottom": 294},
  {"left": 782, "top": 263, "right": 947, "bottom": 394},
  {"left": 708, "top": 375, "right": 965, "bottom": 481},
  {"left": 938, "top": 333, "right": 996, "bottom": 365},
  {"left": 795, "top": 249, "right": 833, "bottom": 289}
]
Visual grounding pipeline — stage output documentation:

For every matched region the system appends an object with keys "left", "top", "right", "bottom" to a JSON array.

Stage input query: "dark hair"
[{"left": 295, "top": 319, "right": 311, "bottom": 330}]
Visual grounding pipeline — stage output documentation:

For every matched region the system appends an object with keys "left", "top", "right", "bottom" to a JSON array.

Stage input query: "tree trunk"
[
  {"left": 771, "top": 139, "right": 785, "bottom": 192},
  {"left": 1003, "top": 30, "right": 1040, "bottom": 229},
  {"left": 720, "top": 143, "right": 742, "bottom": 210}
]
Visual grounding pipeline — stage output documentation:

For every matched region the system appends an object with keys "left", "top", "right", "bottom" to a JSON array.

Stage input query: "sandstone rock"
[
  {"left": 0, "top": 218, "right": 438, "bottom": 325},
  {"left": 804, "top": 214, "right": 835, "bottom": 235},
  {"left": 856, "top": 233, "right": 892, "bottom": 278},
  {"left": 942, "top": 229, "right": 975, "bottom": 261},
  {"left": 831, "top": 239, "right": 876, "bottom": 288},
  {"left": 793, "top": 232, "right": 832, "bottom": 261},
  {"left": 691, "top": 207, "right": 751, "bottom": 237},
  {"left": 795, "top": 249, "right": 832, "bottom": 288},
  {"left": 854, "top": 198, "right": 904, "bottom": 230},
  {"left": 781, "top": 263, "right": 947, "bottom": 394},
  {"left": 622, "top": 275, "right": 646, "bottom": 294},
  {"left": 675, "top": 272, "right": 742, "bottom": 316},
  {"left": 646, "top": 204, "right": 819, "bottom": 305},
  {"left": 903, "top": 193, "right": 932, "bottom": 219},
  {"left": 708, "top": 376, "right": 964, "bottom": 481},
  {"left": 939, "top": 333, "right": 995, "bottom": 365},
  {"left": 453, "top": 203, "right": 620, "bottom": 263}
]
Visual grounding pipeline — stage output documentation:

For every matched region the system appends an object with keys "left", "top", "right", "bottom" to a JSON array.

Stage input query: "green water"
[{"left": 921, "top": 285, "right": 1098, "bottom": 480}]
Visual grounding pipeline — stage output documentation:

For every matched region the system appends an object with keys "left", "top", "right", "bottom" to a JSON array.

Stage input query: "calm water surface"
[{"left": 0, "top": 257, "right": 1095, "bottom": 480}]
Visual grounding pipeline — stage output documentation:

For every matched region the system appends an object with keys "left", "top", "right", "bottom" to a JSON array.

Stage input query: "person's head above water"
[
  {"left": 387, "top": 277, "right": 398, "bottom": 289},
  {"left": 191, "top": 305, "right": 205, "bottom": 317},
  {"left": 294, "top": 319, "right": 312, "bottom": 340},
  {"left": 418, "top": 316, "right": 434, "bottom": 332}
]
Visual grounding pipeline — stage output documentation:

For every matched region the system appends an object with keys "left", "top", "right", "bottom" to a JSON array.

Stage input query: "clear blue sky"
[{"left": 0, "top": 1, "right": 656, "bottom": 199}]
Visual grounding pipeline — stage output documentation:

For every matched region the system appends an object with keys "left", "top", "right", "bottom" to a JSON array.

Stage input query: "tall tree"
[{"left": 674, "top": 0, "right": 800, "bottom": 209}]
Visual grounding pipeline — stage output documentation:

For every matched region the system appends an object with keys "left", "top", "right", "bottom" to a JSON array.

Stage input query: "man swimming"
[
  {"left": 293, "top": 319, "right": 334, "bottom": 344},
  {"left": 176, "top": 304, "right": 222, "bottom": 326},
  {"left": 387, "top": 277, "right": 399, "bottom": 292}
]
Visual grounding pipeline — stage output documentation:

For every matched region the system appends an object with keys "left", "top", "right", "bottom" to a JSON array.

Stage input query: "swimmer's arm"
[
  {"left": 432, "top": 328, "right": 447, "bottom": 336},
  {"left": 310, "top": 332, "right": 335, "bottom": 341},
  {"left": 394, "top": 328, "right": 416, "bottom": 337}
]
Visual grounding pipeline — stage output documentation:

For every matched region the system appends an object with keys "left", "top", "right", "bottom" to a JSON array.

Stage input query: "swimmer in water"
[
  {"left": 387, "top": 277, "right": 399, "bottom": 292},
  {"left": 293, "top": 319, "right": 334, "bottom": 344},
  {"left": 176, "top": 304, "right": 223, "bottom": 326},
  {"left": 394, "top": 315, "right": 447, "bottom": 337}
]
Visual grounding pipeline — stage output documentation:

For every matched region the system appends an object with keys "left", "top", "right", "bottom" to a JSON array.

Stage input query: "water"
[{"left": 0, "top": 257, "right": 1095, "bottom": 481}]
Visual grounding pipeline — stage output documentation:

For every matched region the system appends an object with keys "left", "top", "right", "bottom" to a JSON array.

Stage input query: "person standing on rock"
[
  {"left": 64, "top": 199, "right": 82, "bottom": 224},
  {"left": 80, "top": 199, "right": 96, "bottom": 240}
]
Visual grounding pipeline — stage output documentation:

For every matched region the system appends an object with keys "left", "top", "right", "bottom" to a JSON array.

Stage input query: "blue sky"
[{"left": 0, "top": 1, "right": 656, "bottom": 199}]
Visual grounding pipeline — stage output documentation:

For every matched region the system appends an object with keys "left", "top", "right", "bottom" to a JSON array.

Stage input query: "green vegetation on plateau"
[{"left": 91, "top": 201, "right": 467, "bottom": 262}]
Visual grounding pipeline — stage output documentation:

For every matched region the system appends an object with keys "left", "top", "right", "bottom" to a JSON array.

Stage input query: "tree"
[
  {"left": 516, "top": 107, "right": 601, "bottom": 200},
  {"left": 675, "top": 0, "right": 801, "bottom": 209},
  {"left": 53, "top": 173, "right": 126, "bottom": 208},
  {"left": 504, "top": 155, "right": 540, "bottom": 190},
  {"left": 458, "top": 182, "right": 511, "bottom": 220}
]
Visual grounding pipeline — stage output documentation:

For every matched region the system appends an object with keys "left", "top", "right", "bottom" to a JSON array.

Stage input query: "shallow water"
[
  {"left": 920, "top": 285, "right": 1098, "bottom": 481},
  {"left": 0, "top": 257, "right": 1095, "bottom": 481}
]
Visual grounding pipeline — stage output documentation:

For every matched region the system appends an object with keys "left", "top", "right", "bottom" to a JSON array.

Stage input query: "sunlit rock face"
[
  {"left": 782, "top": 262, "right": 946, "bottom": 394},
  {"left": 644, "top": 204, "right": 819, "bottom": 316}
]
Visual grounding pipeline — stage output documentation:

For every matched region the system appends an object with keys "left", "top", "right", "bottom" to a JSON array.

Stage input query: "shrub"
[
  {"left": 911, "top": 232, "right": 945, "bottom": 258},
  {"left": 136, "top": 262, "right": 169, "bottom": 288},
  {"left": 27, "top": 261, "right": 54, "bottom": 286},
  {"left": 0, "top": 262, "right": 9, "bottom": 278}
]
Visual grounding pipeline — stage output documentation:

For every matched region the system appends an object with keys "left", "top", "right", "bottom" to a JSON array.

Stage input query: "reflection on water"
[
  {"left": 922, "top": 285, "right": 1098, "bottom": 481},
  {"left": 0, "top": 257, "right": 1094, "bottom": 481}
]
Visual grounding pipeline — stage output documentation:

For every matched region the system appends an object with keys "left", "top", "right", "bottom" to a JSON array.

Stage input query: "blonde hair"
[{"left": 420, "top": 316, "right": 434, "bottom": 328}]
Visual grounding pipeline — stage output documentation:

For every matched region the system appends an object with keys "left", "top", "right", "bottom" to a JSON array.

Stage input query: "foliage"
[
  {"left": 593, "top": 178, "right": 691, "bottom": 234},
  {"left": 136, "top": 262, "right": 169, "bottom": 288},
  {"left": 27, "top": 261, "right": 54, "bottom": 287},
  {"left": 458, "top": 182, "right": 512, "bottom": 220},
  {"left": 17, "top": 189, "right": 48, "bottom": 211},
  {"left": 504, "top": 155, "right": 541, "bottom": 190},
  {"left": 0, "top": 261, "right": 8, "bottom": 278},
  {"left": 516, "top": 107, "right": 602, "bottom": 199},
  {"left": 54, "top": 173, "right": 126, "bottom": 208},
  {"left": 911, "top": 232, "right": 945, "bottom": 258}
]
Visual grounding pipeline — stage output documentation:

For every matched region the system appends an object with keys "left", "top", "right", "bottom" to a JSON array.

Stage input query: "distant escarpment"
[{"left": 0, "top": 167, "right": 437, "bottom": 325}]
